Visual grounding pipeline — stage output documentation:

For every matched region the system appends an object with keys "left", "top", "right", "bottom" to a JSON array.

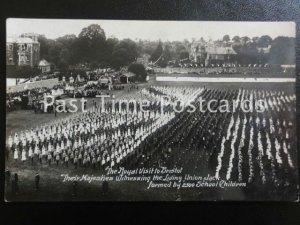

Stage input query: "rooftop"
[
  {"left": 7, "top": 36, "right": 39, "bottom": 44},
  {"left": 206, "top": 46, "right": 237, "bottom": 55},
  {"left": 38, "top": 59, "right": 51, "bottom": 66}
]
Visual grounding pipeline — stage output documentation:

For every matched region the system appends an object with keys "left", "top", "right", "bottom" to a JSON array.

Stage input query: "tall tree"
[
  {"left": 241, "top": 36, "right": 250, "bottom": 44},
  {"left": 223, "top": 35, "right": 230, "bottom": 43},
  {"left": 150, "top": 42, "right": 163, "bottom": 62},
  {"left": 269, "top": 37, "right": 295, "bottom": 65},
  {"left": 128, "top": 63, "right": 147, "bottom": 82},
  {"left": 232, "top": 36, "right": 241, "bottom": 43},
  {"left": 179, "top": 51, "right": 189, "bottom": 60},
  {"left": 110, "top": 39, "right": 138, "bottom": 69},
  {"left": 252, "top": 36, "right": 259, "bottom": 43},
  {"left": 257, "top": 35, "right": 272, "bottom": 47},
  {"left": 76, "top": 24, "right": 107, "bottom": 65}
]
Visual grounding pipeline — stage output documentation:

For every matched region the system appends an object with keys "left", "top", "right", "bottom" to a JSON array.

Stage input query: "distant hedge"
[{"left": 6, "top": 65, "right": 41, "bottom": 78}]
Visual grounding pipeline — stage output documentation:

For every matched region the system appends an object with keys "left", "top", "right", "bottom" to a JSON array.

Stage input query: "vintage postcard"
[{"left": 5, "top": 19, "right": 298, "bottom": 201}]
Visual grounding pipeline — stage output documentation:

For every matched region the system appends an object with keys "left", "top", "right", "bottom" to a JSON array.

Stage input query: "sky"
[{"left": 6, "top": 18, "right": 296, "bottom": 41}]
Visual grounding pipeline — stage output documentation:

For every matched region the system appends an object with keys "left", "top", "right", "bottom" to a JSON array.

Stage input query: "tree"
[
  {"left": 175, "top": 43, "right": 187, "bottom": 56},
  {"left": 241, "top": 36, "right": 250, "bottom": 44},
  {"left": 179, "top": 51, "right": 189, "bottom": 60},
  {"left": 232, "top": 36, "right": 241, "bottom": 43},
  {"left": 79, "top": 24, "right": 106, "bottom": 40},
  {"left": 36, "top": 24, "right": 139, "bottom": 70},
  {"left": 56, "top": 34, "right": 78, "bottom": 65},
  {"left": 56, "top": 34, "right": 77, "bottom": 48},
  {"left": 105, "top": 37, "right": 119, "bottom": 59},
  {"left": 223, "top": 35, "right": 230, "bottom": 43},
  {"left": 136, "top": 40, "right": 158, "bottom": 56},
  {"left": 76, "top": 24, "right": 107, "bottom": 65},
  {"left": 48, "top": 41, "right": 64, "bottom": 66},
  {"left": 38, "top": 35, "right": 54, "bottom": 61},
  {"left": 38, "top": 35, "right": 75, "bottom": 68},
  {"left": 257, "top": 35, "right": 272, "bottom": 47},
  {"left": 156, "top": 44, "right": 174, "bottom": 67},
  {"left": 162, "top": 44, "right": 172, "bottom": 62},
  {"left": 150, "top": 42, "right": 163, "bottom": 62},
  {"left": 252, "top": 36, "right": 259, "bottom": 43},
  {"left": 232, "top": 42, "right": 259, "bottom": 64},
  {"left": 128, "top": 63, "right": 147, "bottom": 82},
  {"left": 269, "top": 37, "right": 295, "bottom": 65},
  {"left": 110, "top": 39, "right": 138, "bottom": 69}
]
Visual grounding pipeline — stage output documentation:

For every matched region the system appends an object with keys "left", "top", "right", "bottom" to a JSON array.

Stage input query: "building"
[
  {"left": 190, "top": 41, "right": 237, "bottom": 66},
  {"left": 136, "top": 54, "right": 151, "bottom": 66},
  {"left": 204, "top": 46, "right": 237, "bottom": 66},
  {"left": 120, "top": 72, "right": 135, "bottom": 83},
  {"left": 38, "top": 59, "right": 51, "bottom": 73},
  {"left": 6, "top": 33, "right": 40, "bottom": 67}
]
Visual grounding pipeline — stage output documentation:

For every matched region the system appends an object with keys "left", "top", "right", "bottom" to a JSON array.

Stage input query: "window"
[
  {"left": 20, "top": 55, "right": 27, "bottom": 63},
  {"left": 21, "top": 44, "right": 27, "bottom": 51}
]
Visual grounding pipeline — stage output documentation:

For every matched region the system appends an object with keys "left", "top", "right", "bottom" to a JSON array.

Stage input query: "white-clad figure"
[
  {"left": 56, "top": 144, "right": 61, "bottom": 154},
  {"left": 8, "top": 135, "right": 13, "bottom": 148},
  {"left": 48, "top": 143, "right": 52, "bottom": 152},
  {"left": 90, "top": 137, "right": 94, "bottom": 145},
  {"left": 14, "top": 149, "right": 19, "bottom": 160},
  {"left": 42, "top": 145, "right": 47, "bottom": 156},
  {"left": 21, "top": 150, "right": 26, "bottom": 162},
  {"left": 101, "top": 158, "right": 105, "bottom": 167},
  {"left": 28, "top": 146, "right": 33, "bottom": 158},
  {"left": 111, "top": 160, "right": 115, "bottom": 168},
  {"left": 97, "top": 155, "right": 101, "bottom": 164},
  {"left": 34, "top": 144, "right": 39, "bottom": 155},
  {"left": 14, "top": 133, "right": 19, "bottom": 145}
]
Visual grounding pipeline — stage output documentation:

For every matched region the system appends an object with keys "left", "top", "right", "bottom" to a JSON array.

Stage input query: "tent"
[{"left": 120, "top": 72, "right": 135, "bottom": 84}]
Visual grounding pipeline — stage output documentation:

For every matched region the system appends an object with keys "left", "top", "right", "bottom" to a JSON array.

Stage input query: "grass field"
[{"left": 5, "top": 80, "right": 296, "bottom": 201}]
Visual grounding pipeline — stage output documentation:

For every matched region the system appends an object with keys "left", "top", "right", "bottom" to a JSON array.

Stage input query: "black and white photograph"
[{"left": 5, "top": 19, "right": 298, "bottom": 201}]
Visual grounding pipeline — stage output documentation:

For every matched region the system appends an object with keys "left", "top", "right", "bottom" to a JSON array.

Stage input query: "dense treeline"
[
  {"left": 38, "top": 24, "right": 139, "bottom": 70},
  {"left": 37, "top": 24, "right": 295, "bottom": 70},
  {"left": 230, "top": 35, "right": 295, "bottom": 65}
]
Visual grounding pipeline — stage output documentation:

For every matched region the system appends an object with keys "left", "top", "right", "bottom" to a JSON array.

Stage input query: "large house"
[
  {"left": 190, "top": 41, "right": 237, "bottom": 66},
  {"left": 6, "top": 33, "right": 40, "bottom": 67}
]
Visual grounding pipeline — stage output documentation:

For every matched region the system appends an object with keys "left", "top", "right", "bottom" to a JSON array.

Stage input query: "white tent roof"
[{"left": 38, "top": 59, "right": 51, "bottom": 67}]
